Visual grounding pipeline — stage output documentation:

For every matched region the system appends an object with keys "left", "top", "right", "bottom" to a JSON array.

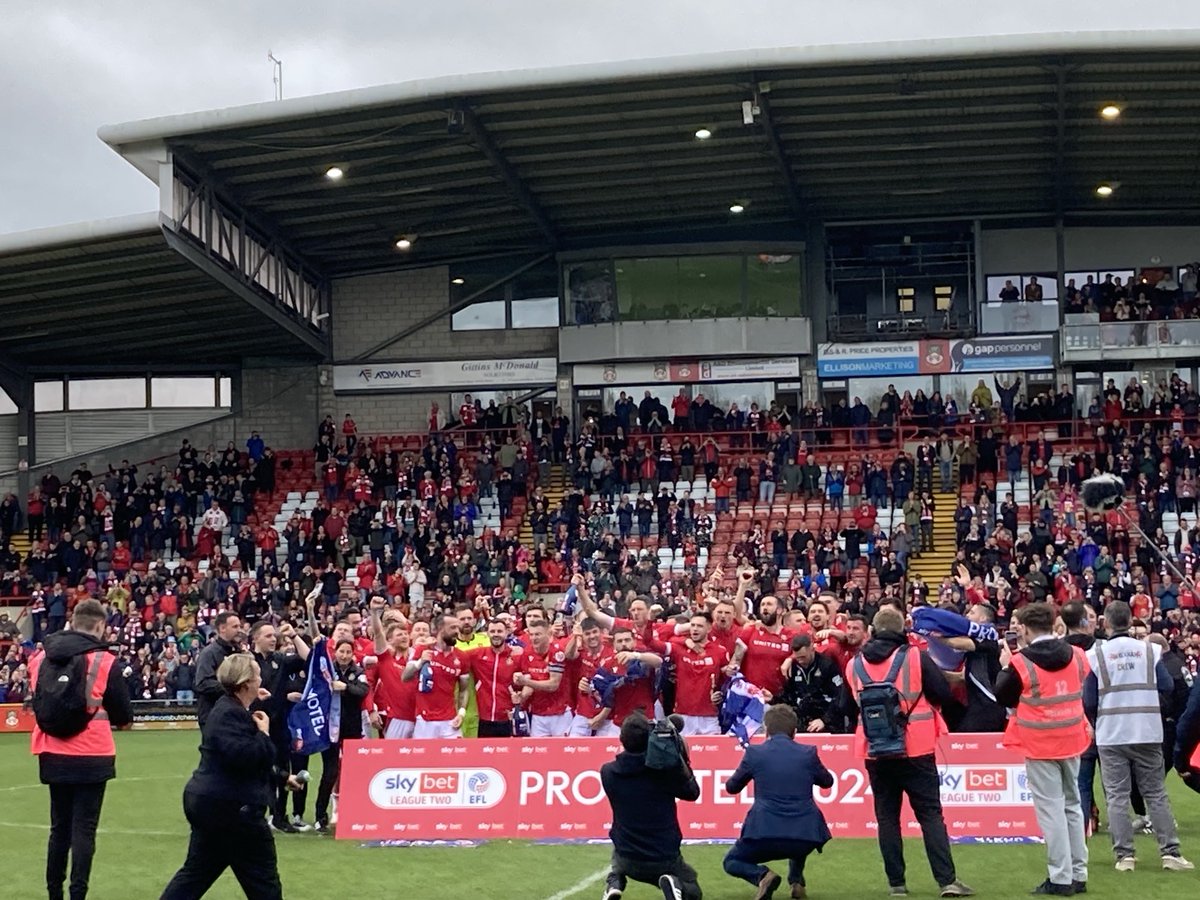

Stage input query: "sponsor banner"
[
  {"left": 942, "top": 336, "right": 1056, "bottom": 372},
  {"left": 333, "top": 358, "right": 557, "bottom": 392},
  {"left": 0, "top": 703, "right": 34, "bottom": 733},
  {"left": 130, "top": 702, "right": 199, "bottom": 731},
  {"left": 573, "top": 358, "right": 800, "bottom": 386},
  {"left": 336, "top": 735, "right": 1038, "bottom": 843},
  {"left": 816, "top": 343, "right": 921, "bottom": 378}
]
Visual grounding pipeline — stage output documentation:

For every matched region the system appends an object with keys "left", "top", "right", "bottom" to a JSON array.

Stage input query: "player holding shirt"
[
  {"left": 400, "top": 614, "right": 469, "bottom": 739},
  {"left": 567, "top": 617, "right": 617, "bottom": 736},
  {"left": 728, "top": 594, "right": 793, "bottom": 699},
  {"left": 668, "top": 612, "right": 728, "bottom": 736},
  {"left": 514, "top": 620, "right": 573, "bottom": 736},
  {"left": 592, "top": 627, "right": 662, "bottom": 738},
  {"left": 575, "top": 578, "right": 672, "bottom": 653}
]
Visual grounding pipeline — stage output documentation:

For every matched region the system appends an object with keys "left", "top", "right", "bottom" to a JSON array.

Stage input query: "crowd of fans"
[
  {"left": 1061, "top": 266, "right": 1200, "bottom": 321},
  {"left": 1, "top": 372, "right": 1200, "bottom": 717}
]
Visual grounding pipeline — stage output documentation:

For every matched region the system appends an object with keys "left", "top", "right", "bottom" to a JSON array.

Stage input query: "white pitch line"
[
  {"left": 544, "top": 866, "right": 609, "bottom": 900},
  {"left": 0, "top": 821, "right": 184, "bottom": 837}
]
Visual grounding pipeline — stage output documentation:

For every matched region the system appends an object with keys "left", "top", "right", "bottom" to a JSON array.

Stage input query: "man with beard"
[
  {"left": 779, "top": 635, "right": 843, "bottom": 734},
  {"left": 194, "top": 612, "right": 246, "bottom": 733},
  {"left": 567, "top": 617, "right": 617, "bottom": 736},
  {"left": 592, "top": 627, "right": 662, "bottom": 738},
  {"left": 249, "top": 620, "right": 309, "bottom": 833},
  {"left": 667, "top": 612, "right": 728, "bottom": 736},
  {"left": 401, "top": 614, "right": 469, "bottom": 739},
  {"left": 461, "top": 618, "right": 522, "bottom": 738},
  {"left": 729, "top": 594, "right": 793, "bottom": 700}
]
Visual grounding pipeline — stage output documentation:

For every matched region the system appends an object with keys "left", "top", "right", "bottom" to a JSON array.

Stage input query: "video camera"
[{"left": 645, "top": 714, "right": 689, "bottom": 770}]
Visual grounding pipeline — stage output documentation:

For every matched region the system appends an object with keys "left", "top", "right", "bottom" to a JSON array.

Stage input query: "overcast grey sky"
[{"left": 3, "top": 1, "right": 1200, "bottom": 235}]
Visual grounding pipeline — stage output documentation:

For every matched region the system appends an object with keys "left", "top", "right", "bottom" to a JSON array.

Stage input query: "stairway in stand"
[
  {"left": 905, "top": 481, "right": 960, "bottom": 587},
  {"left": 8, "top": 534, "right": 31, "bottom": 558},
  {"left": 518, "top": 464, "right": 567, "bottom": 547}
]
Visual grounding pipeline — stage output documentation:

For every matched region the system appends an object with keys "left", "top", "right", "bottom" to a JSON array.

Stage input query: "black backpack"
[
  {"left": 34, "top": 651, "right": 102, "bottom": 738},
  {"left": 853, "top": 647, "right": 915, "bottom": 758}
]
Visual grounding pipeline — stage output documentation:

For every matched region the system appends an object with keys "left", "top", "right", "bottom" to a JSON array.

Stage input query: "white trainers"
[
  {"left": 1162, "top": 855, "right": 1194, "bottom": 871},
  {"left": 290, "top": 814, "right": 313, "bottom": 833},
  {"left": 1115, "top": 857, "right": 1136, "bottom": 872}
]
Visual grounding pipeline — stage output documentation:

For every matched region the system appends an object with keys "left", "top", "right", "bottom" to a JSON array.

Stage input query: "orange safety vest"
[
  {"left": 849, "top": 647, "right": 940, "bottom": 759},
  {"left": 1002, "top": 646, "right": 1091, "bottom": 760},
  {"left": 29, "top": 649, "right": 117, "bottom": 758}
]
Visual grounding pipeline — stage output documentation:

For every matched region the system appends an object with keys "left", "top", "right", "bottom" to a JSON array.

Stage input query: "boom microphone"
[
  {"left": 296, "top": 770, "right": 311, "bottom": 784},
  {"left": 1080, "top": 473, "right": 1126, "bottom": 512}
]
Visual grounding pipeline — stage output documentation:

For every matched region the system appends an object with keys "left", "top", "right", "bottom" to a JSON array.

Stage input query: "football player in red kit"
[
  {"left": 669, "top": 612, "right": 728, "bottom": 735},
  {"left": 592, "top": 626, "right": 662, "bottom": 738}
]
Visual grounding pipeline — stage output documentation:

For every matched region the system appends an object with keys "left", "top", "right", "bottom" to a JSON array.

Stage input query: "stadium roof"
[
  {"left": 0, "top": 214, "right": 324, "bottom": 366},
  {"left": 97, "top": 30, "right": 1200, "bottom": 275}
]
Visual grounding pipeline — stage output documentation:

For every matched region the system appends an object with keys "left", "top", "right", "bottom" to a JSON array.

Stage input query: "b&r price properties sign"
[{"left": 336, "top": 735, "right": 1041, "bottom": 845}]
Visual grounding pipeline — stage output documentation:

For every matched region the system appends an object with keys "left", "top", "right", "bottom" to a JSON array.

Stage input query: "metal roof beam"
[
  {"left": 351, "top": 253, "right": 552, "bottom": 361},
  {"left": 457, "top": 103, "right": 560, "bottom": 249},
  {"left": 159, "top": 225, "right": 328, "bottom": 358}
]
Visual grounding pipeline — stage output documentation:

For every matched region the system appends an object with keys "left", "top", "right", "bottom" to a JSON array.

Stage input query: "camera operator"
[
  {"left": 778, "top": 634, "right": 842, "bottom": 733},
  {"left": 600, "top": 712, "right": 702, "bottom": 900}
]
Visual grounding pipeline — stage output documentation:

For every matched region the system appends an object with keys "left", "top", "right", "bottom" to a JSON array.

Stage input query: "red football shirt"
[
  {"left": 608, "top": 661, "right": 657, "bottom": 726},
  {"left": 519, "top": 640, "right": 571, "bottom": 716},
  {"left": 414, "top": 645, "right": 466, "bottom": 722},
  {"left": 737, "top": 624, "right": 793, "bottom": 697},
  {"left": 374, "top": 650, "right": 417, "bottom": 720},
  {"left": 573, "top": 644, "right": 617, "bottom": 718},
  {"left": 670, "top": 640, "right": 728, "bottom": 716},
  {"left": 465, "top": 644, "right": 520, "bottom": 722},
  {"left": 708, "top": 623, "right": 740, "bottom": 659}
]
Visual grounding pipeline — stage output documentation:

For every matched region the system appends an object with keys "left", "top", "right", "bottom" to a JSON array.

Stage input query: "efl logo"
[
  {"left": 368, "top": 768, "right": 505, "bottom": 810},
  {"left": 966, "top": 769, "right": 1007, "bottom": 791},
  {"left": 420, "top": 771, "right": 460, "bottom": 793}
]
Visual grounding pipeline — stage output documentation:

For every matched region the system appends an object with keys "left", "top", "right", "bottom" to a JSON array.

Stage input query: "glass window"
[
  {"left": 746, "top": 253, "right": 802, "bottom": 316},
  {"left": 452, "top": 300, "right": 507, "bottom": 331},
  {"left": 67, "top": 378, "right": 146, "bottom": 411},
  {"left": 511, "top": 296, "right": 560, "bottom": 328},
  {"left": 0, "top": 388, "right": 15, "bottom": 415},
  {"left": 565, "top": 261, "right": 616, "bottom": 325},
  {"left": 34, "top": 381, "right": 64, "bottom": 412},
  {"left": 151, "top": 377, "right": 217, "bottom": 408},
  {"left": 219, "top": 377, "right": 232, "bottom": 408},
  {"left": 677, "top": 256, "right": 743, "bottom": 318}
]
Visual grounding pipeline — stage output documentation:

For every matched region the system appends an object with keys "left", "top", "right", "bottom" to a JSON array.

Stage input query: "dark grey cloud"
[{"left": 3, "top": 1, "right": 1199, "bottom": 234}]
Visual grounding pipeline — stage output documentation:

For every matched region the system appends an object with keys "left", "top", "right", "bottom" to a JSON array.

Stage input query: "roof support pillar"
[{"left": 753, "top": 84, "right": 808, "bottom": 223}]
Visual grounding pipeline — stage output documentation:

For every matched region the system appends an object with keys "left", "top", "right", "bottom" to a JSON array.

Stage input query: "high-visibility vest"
[
  {"left": 29, "top": 650, "right": 117, "bottom": 758},
  {"left": 1002, "top": 645, "right": 1091, "bottom": 759},
  {"left": 848, "top": 647, "right": 940, "bottom": 759},
  {"left": 1086, "top": 636, "right": 1162, "bottom": 747}
]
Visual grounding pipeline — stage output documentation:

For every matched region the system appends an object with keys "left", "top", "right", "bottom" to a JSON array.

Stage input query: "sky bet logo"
[
  {"left": 940, "top": 768, "right": 1009, "bottom": 793},
  {"left": 368, "top": 768, "right": 505, "bottom": 810}
]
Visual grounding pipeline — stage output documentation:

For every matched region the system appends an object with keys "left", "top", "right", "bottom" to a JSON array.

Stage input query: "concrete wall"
[
  {"left": 981, "top": 225, "right": 1200, "bottom": 275},
  {"left": 325, "top": 266, "right": 557, "bottom": 432},
  {"left": 13, "top": 365, "right": 319, "bottom": 485}
]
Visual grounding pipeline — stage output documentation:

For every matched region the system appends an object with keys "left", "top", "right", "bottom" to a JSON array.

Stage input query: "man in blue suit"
[{"left": 723, "top": 705, "right": 834, "bottom": 899}]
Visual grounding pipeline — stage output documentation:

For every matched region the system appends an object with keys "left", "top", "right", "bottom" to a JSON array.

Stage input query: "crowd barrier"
[{"left": 336, "top": 734, "right": 1040, "bottom": 845}]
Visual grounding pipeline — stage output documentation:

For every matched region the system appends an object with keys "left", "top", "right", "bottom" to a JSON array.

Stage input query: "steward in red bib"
[{"left": 29, "top": 599, "right": 132, "bottom": 900}]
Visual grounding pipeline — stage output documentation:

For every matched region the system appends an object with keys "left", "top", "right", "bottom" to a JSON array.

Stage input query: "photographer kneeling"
[{"left": 601, "top": 712, "right": 702, "bottom": 900}]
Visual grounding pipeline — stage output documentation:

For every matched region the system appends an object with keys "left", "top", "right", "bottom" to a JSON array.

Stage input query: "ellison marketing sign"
[
  {"left": 817, "top": 342, "right": 921, "bottom": 378},
  {"left": 333, "top": 357, "right": 557, "bottom": 392}
]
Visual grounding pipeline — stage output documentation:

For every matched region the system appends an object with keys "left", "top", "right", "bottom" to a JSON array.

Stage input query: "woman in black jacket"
[
  {"left": 314, "top": 639, "right": 369, "bottom": 833},
  {"left": 159, "top": 654, "right": 302, "bottom": 900}
]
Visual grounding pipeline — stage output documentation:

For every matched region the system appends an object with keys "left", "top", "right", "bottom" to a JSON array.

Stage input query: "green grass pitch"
[{"left": 0, "top": 733, "right": 1197, "bottom": 899}]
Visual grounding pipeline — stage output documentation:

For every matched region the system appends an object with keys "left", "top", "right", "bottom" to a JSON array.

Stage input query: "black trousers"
[
  {"left": 159, "top": 791, "right": 282, "bottom": 900},
  {"left": 607, "top": 851, "right": 702, "bottom": 900},
  {"left": 865, "top": 755, "right": 957, "bottom": 889},
  {"left": 47, "top": 781, "right": 106, "bottom": 900},
  {"left": 270, "top": 739, "right": 290, "bottom": 822},
  {"left": 289, "top": 752, "right": 310, "bottom": 817},
  {"left": 478, "top": 719, "right": 514, "bottom": 738},
  {"left": 314, "top": 745, "right": 341, "bottom": 823}
]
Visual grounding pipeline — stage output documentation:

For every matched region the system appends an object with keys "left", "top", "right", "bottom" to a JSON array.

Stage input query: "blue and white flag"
[
  {"left": 590, "top": 659, "right": 649, "bottom": 710},
  {"left": 910, "top": 607, "right": 999, "bottom": 671},
  {"left": 287, "top": 637, "right": 341, "bottom": 754},
  {"left": 719, "top": 672, "right": 767, "bottom": 748},
  {"left": 558, "top": 584, "right": 579, "bottom": 616}
]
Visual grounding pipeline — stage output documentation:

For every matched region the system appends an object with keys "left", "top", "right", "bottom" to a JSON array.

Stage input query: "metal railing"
[
  {"left": 1061, "top": 319, "right": 1200, "bottom": 360},
  {"left": 827, "top": 310, "right": 974, "bottom": 341}
]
